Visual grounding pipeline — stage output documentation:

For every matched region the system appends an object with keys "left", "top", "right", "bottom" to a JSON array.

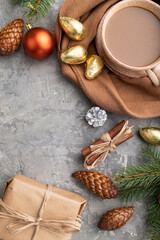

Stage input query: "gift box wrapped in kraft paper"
[{"left": 0, "top": 175, "right": 86, "bottom": 240}]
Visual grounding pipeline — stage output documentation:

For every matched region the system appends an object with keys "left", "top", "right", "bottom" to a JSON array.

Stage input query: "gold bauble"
[
  {"left": 61, "top": 45, "right": 87, "bottom": 64},
  {"left": 59, "top": 17, "right": 85, "bottom": 41},
  {"left": 85, "top": 55, "right": 104, "bottom": 80},
  {"left": 139, "top": 127, "right": 160, "bottom": 146}
]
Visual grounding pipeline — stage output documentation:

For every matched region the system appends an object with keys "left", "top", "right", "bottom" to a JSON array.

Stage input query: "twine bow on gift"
[
  {"left": 84, "top": 121, "right": 133, "bottom": 170},
  {"left": 0, "top": 185, "right": 81, "bottom": 240}
]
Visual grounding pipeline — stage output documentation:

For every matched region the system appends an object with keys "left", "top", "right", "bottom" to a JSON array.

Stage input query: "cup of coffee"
[{"left": 96, "top": 0, "right": 160, "bottom": 86}]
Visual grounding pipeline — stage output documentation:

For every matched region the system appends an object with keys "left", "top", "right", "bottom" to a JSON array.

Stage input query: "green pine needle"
[
  {"left": 146, "top": 197, "right": 160, "bottom": 225},
  {"left": 145, "top": 221, "right": 160, "bottom": 240},
  {"left": 13, "top": 0, "right": 55, "bottom": 21},
  {"left": 115, "top": 146, "right": 160, "bottom": 240},
  {"left": 13, "top": 0, "right": 27, "bottom": 3},
  {"left": 142, "top": 145, "right": 160, "bottom": 163},
  {"left": 115, "top": 146, "right": 160, "bottom": 201},
  {"left": 118, "top": 185, "right": 160, "bottom": 203}
]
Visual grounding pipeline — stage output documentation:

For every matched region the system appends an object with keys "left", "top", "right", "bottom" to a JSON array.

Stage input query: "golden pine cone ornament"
[
  {"left": 0, "top": 19, "right": 24, "bottom": 56},
  {"left": 98, "top": 205, "right": 135, "bottom": 231},
  {"left": 72, "top": 171, "right": 118, "bottom": 199}
]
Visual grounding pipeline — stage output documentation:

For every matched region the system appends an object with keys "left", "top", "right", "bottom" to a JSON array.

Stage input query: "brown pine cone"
[
  {"left": 0, "top": 19, "right": 24, "bottom": 56},
  {"left": 98, "top": 205, "right": 135, "bottom": 231},
  {"left": 72, "top": 171, "right": 118, "bottom": 199}
]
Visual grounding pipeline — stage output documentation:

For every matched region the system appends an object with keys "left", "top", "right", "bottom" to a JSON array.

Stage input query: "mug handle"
[{"left": 146, "top": 64, "right": 160, "bottom": 87}]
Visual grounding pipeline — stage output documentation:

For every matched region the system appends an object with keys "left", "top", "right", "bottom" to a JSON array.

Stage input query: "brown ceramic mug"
[{"left": 96, "top": 0, "right": 160, "bottom": 86}]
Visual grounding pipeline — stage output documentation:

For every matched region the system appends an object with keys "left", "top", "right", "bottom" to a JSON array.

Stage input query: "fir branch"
[
  {"left": 115, "top": 146, "right": 160, "bottom": 239},
  {"left": 115, "top": 165, "right": 160, "bottom": 194},
  {"left": 142, "top": 145, "right": 160, "bottom": 163},
  {"left": 146, "top": 196, "right": 160, "bottom": 225},
  {"left": 145, "top": 221, "right": 160, "bottom": 240},
  {"left": 13, "top": 0, "right": 29, "bottom": 3},
  {"left": 115, "top": 146, "right": 160, "bottom": 202},
  {"left": 118, "top": 184, "right": 160, "bottom": 202},
  {"left": 13, "top": 0, "right": 55, "bottom": 21}
]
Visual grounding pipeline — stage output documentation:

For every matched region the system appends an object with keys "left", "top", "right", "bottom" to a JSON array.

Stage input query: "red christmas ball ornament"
[{"left": 23, "top": 23, "right": 55, "bottom": 60}]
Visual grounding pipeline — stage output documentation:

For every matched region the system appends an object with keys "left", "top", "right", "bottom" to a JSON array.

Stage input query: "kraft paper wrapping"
[{"left": 0, "top": 175, "right": 86, "bottom": 240}]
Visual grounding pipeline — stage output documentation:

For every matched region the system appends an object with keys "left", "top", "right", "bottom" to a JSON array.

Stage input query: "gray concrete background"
[{"left": 0, "top": 0, "right": 160, "bottom": 239}]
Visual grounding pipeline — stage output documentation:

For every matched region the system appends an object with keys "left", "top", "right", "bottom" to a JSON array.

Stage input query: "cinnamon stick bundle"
[{"left": 82, "top": 120, "right": 133, "bottom": 169}]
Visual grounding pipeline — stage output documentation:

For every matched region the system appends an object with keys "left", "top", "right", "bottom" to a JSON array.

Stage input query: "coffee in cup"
[
  {"left": 96, "top": 0, "right": 160, "bottom": 86},
  {"left": 105, "top": 6, "right": 160, "bottom": 68}
]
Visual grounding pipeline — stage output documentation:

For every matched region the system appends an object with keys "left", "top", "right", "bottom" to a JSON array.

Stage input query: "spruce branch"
[
  {"left": 146, "top": 196, "right": 160, "bottom": 225},
  {"left": 115, "top": 146, "right": 160, "bottom": 202},
  {"left": 142, "top": 145, "right": 160, "bottom": 163},
  {"left": 118, "top": 184, "right": 160, "bottom": 202},
  {"left": 115, "top": 146, "right": 160, "bottom": 240},
  {"left": 13, "top": 0, "right": 29, "bottom": 3},
  {"left": 145, "top": 221, "right": 160, "bottom": 240},
  {"left": 13, "top": 0, "right": 55, "bottom": 21},
  {"left": 115, "top": 165, "right": 160, "bottom": 198}
]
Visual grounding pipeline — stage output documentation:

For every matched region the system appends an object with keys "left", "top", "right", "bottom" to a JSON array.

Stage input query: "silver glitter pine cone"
[{"left": 86, "top": 106, "right": 107, "bottom": 127}]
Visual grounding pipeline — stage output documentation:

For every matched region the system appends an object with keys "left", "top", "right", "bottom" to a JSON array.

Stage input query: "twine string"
[
  {"left": 84, "top": 121, "right": 133, "bottom": 170},
  {"left": 0, "top": 185, "right": 81, "bottom": 240}
]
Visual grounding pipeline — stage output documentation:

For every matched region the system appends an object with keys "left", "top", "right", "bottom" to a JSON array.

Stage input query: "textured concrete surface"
[{"left": 0, "top": 1, "right": 160, "bottom": 240}]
